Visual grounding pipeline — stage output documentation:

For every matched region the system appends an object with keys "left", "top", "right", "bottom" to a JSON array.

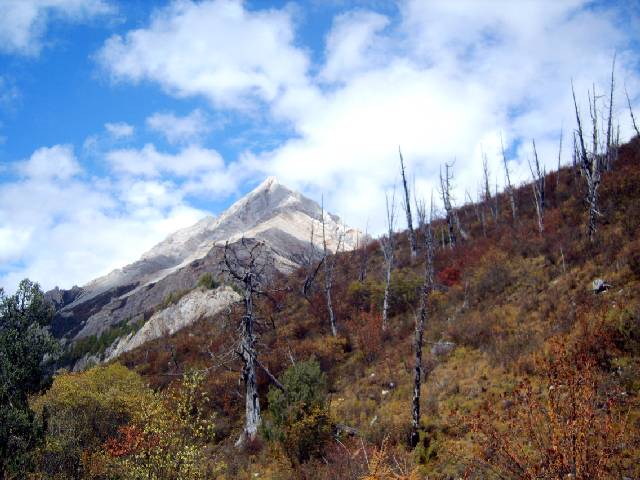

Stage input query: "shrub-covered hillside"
[{"left": 7, "top": 137, "right": 640, "bottom": 479}]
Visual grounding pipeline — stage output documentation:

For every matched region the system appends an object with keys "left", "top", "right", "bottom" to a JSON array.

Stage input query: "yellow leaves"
[
  {"left": 360, "top": 440, "right": 421, "bottom": 480},
  {"left": 32, "top": 363, "right": 154, "bottom": 421}
]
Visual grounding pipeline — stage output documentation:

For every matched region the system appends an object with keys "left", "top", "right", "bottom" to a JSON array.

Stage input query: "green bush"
[
  {"left": 64, "top": 318, "right": 144, "bottom": 364},
  {"left": 161, "top": 289, "right": 191, "bottom": 309},
  {"left": 265, "top": 358, "right": 332, "bottom": 463},
  {"left": 197, "top": 272, "right": 219, "bottom": 290}
]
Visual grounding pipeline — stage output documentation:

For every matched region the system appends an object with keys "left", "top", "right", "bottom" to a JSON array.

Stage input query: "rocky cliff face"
[{"left": 48, "top": 177, "right": 358, "bottom": 363}]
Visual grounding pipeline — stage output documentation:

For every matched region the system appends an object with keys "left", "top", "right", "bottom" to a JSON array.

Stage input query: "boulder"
[
  {"left": 592, "top": 278, "right": 612, "bottom": 294},
  {"left": 431, "top": 340, "right": 456, "bottom": 356}
]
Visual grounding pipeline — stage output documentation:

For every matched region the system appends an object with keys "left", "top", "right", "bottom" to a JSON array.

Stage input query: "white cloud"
[
  {"left": 320, "top": 10, "right": 390, "bottom": 83},
  {"left": 0, "top": 0, "right": 114, "bottom": 56},
  {"left": 105, "top": 121, "right": 134, "bottom": 138},
  {"left": 97, "top": 0, "right": 312, "bottom": 114},
  {"left": 146, "top": 109, "right": 210, "bottom": 144},
  {"left": 0, "top": 144, "right": 206, "bottom": 291},
  {"left": 106, "top": 143, "right": 224, "bottom": 178},
  {"left": 18, "top": 144, "right": 81, "bottom": 180}
]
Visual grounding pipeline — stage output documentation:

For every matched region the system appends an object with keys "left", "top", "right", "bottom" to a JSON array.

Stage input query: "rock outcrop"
[{"left": 104, "top": 286, "right": 241, "bottom": 362}]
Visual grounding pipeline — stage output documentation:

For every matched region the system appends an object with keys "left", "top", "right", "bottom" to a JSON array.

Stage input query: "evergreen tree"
[{"left": 0, "top": 279, "right": 58, "bottom": 477}]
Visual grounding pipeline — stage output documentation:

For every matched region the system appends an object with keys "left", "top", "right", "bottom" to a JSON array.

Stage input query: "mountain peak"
[{"left": 258, "top": 175, "right": 279, "bottom": 190}]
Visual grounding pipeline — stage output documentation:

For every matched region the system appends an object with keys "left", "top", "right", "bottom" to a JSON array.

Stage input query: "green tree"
[
  {"left": 266, "top": 358, "right": 332, "bottom": 463},
  {"left": 0, "top": 279, "right": 59, "bottom": 478}
]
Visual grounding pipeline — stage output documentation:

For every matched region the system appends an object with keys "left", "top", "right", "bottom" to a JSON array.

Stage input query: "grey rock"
[
  {"left": 431, "top": 340, "right": 456, "bottom": 356},
  {"left": 592, "top": 278, "right": 612, "bottom": 293}
]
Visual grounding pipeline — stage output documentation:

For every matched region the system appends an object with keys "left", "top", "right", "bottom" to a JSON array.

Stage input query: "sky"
[{"left": 0, "top": 0, "right": 639, "bottom": 292}]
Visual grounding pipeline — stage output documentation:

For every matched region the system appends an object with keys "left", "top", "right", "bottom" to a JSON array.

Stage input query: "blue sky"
[{"left": 0, "top": 0, "right": 639, "bottom": 291}]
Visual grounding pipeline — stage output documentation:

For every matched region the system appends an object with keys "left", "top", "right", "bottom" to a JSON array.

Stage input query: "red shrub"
[{"left": 437, "top": 266, "right": 462, "bottom": 287}]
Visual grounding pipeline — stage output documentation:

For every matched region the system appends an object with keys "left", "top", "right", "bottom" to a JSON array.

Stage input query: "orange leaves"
[{"left": 104, "top": 425, "right": 145, "bottom": 458}]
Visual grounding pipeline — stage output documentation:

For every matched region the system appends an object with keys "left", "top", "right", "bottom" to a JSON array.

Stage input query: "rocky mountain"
[{"left": 47, "top": 177, "right": 359, "bottom": 362}]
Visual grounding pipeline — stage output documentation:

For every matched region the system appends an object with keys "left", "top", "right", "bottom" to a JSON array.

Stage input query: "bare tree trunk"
[
  {"left": 439, "top": 162, "right": 467, "bottom": 247},
  {"left": 625, "top": 86, "right": 640, "bottom": 138},
  {"left": 240, "top": 280, "right": 260, "bottom": 444},
  {"left": 573, "top": 81, "right": 602, "bottom": 241},
  {"left": 410, "top": 199, "right": 435, "bottom": 448},
  {"left": 223, "top": 240, "right": 270, "bottom": 446},
  {"left": 415, "top": 195, "right": 427, "bottom": 233},
  {"left": 300, "top": 221, "right": 322, "bottom": 300},
  {"left": 529, "top": 139, "right": 545, "bottom": 234},
  {"left": 477, "top": 189, "right": 487, "bottom": 237},
  {"left": 500, "top": 134, "right": 517, "bottom": 223},
  {"left": 356, "top": 225, "right": 370, "bottom": 283},
  {"left": 482, "top": 151, "right": 496, "bottom": 221},
  {"left": 605, "top": 54, "right": 616, "bottom": 171},
  {"left": 556, "top": 128, "right": 563, "bottom": 192},
  {"left": 380, "top": 190, "right": 396, "bottom": 331},
  {"left": 321, "top": 198, "right": 338, "bottom": 337},
  {"left": 399, "top": 147, "right": 418, "bottom": 258},
  {"left": 494, "top": 177, "right": 499, "bottom": 222}
]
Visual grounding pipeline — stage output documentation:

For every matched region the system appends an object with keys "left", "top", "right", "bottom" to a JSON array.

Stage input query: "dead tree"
[
  {"left": 476, "top": 187, "right": 487, "bottom": 237},
  {"left": 356, "top": 224, "right": 370, "bottom": 283},
  {"left": 500, "top": 135, "right": 517, "bottom": 223},
  {"left": 529, "top": 139, "right": 545, "bottom": 234},
  {"left": 439, "top": 162, "right": 468, "bottom": 248},
  {"left": 410, "top": 197, "right": 435, "bottom": 448},
  {"left": 572, "top": 81, "right": 602, "bottom": 241},
  {"left": 399, "top": 147, "right": 418, "bottom": 258},
  {"left": 556, "top": 128, "right": 564, "bottom": 191},
  {"left": 466, "top": 190, "right": 482, "bottom": 227},
  {"left": 605, "top": 54, "right": 616, "bottom": 171},
  {"left": 380, "top": 189, "right": 396, "bottom": 331},
  {"left": 482, "top": 150, "right": 497, "bottom": 221},
  {"left": 321, "top": 197, "right": 341, "bottom": 337},
  {"left": 299, "top": 221, "right": 323, "bottom": 300},
  {"left": 625, "top": 86, "right": 640, "bottom": 138},
  {"left": 223, "top": 239, "right": 270, "bottom": 445},
  {"left": 415, "top": 195, "right": 427, "bottom": 233}
]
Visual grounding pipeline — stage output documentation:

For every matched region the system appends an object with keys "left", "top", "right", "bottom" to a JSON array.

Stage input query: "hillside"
[{"left": 14, "top": 137, "right": 639, "bottom": 479}]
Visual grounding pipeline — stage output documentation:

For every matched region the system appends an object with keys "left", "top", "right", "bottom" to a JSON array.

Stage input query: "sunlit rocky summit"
[{"left": 46, "top": 177, "right": 358, "bottom": 367}]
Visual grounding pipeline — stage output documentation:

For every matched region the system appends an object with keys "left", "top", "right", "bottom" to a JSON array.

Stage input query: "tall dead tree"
[
  {"left": 410, "top": 197, "right": 435, "bottom": 448},
  {"left": 482, "top": 151, "right": 497, "bottom": 221},
  {"left": 380, "top": 189, "right": 396, "bottom": 331},
  {"left": 439, "top": 162, "right": 467, "bottom": 248},
  {"left": 466, "top": 190, "right": 482, "bottom": 227},
  {"left": 298, "top": 221, "right": 323, "bottom": 301},
  {"left": 625, "top": 86, "right": 640, "bottom": 138},
  {"left": 572, "top": 81, "right": 602, "bottom": 241},
  {"left": 529, "top": 139, "right": 545, "bottom": 234},
  {"left": 223, "top": 239, "right": 270, "bottom": 445},
  {"left": 605, "top": 54, "right": 616, "bottom": 171},
  {"left": 414, "top": 195, "right": 427, "bottom": 233},
  {"left": 500, "top": 135, "right": 518, "bottom": 223},
  {"left": 556, "top": 128, "right": 564, "bottom": 191},
  {"left": 399, "top": 147, "right": 418, "bottom": 258},
  {"left": 321, "top": 197, "right": 340, "bottom": 337},
  {"left": 477, "top": 188, "right": 487, "bottom": 237},
  {"left": 356, "top": 223, "right": 370, "bottom": 283}
]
